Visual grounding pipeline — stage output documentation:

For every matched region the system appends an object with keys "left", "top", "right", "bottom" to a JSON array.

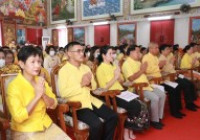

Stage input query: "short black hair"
[
  {"left": 18, "top": 46, "right": 42, "bottom": 63},
  {"left": 64, "top": 41, "right": 81, "bottom": 51},
  {"left": 159, "top": 44, "right": 170, "bottom": 53},
  {"left": 45, "top": 46, "right": 56, "bottom": 54},
  {"left": 173, "top": 44, "right": 179, "bottom": 51},
  {"left": 126, "top": 45, "right": 136, "bottom": 56},
  {"left": 98, "top": 45, "right": 112, "bottom": 65},
  {"left": 183, "top": 45, "right": 192, "bottom": 53},
  {"left": 190, "top": 42, "right": 197, "bottom": 47}
]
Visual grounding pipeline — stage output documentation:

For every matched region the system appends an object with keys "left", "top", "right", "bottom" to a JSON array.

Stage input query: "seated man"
[
  {"left": 122, "top": 46, "right": 166, "bottom": 129},
  {"left": 142, "top": 42, "right": 184, "bottom": 118},
  {"left": 58, "top": 42, "right": 118, "bottom": 140},
  {"left": 159, "top": 44, "right": 198, "bottom": 111},
  {"left": 6, "top": 46, "right": 70, "bottom": 140}
]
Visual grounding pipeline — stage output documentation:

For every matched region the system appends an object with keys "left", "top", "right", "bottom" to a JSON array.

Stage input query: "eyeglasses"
[{"left": 69, "top": 49, "right": 85, "bottom": 53}]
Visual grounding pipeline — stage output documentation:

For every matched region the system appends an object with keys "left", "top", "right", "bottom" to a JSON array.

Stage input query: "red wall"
[
  {"left": 26, "top": 28, "right": 43, "bottom": 45},
  {"left": 94, "top": 25, "right": 110, "bottom": 46},
  {"left": 150, "top": 20, "right": 174, "bottom": 46}
]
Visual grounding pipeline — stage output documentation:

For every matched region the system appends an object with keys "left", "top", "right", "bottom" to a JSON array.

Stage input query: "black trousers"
[
  {"left": 77, "top": 104, "right": 118, "bottom": 140},
  {"left": 116, "top": 97, "right": 141, "bottom": 117},
  {"left": 176, "top": 78, "right": 197, "bottom": 105},
  {"left": 162, "top": 83, "right": 182, "bottom": 114}
]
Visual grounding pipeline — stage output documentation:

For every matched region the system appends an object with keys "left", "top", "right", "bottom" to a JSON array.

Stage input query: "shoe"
[
  {"left": 150, "top": 121, "right": 162, "bottom": 130},
  {"left": 178, "top": 111, "right": 186, "bottom": 117},
  {"left": 186, "top": 105, "right": 197, "bottom": 112},
  {"left": 159, "top": 119, "right": 165, "bottom": 127},
  {"left": 192, "top": 103, "right": 200, "bottom": 109},
  {"left": 171, "top": 113, "right": 183, "bottom": 119}
]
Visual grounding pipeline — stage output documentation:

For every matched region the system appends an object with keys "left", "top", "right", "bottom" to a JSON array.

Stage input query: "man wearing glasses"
[{"left": 58, "top": 42, "right": 118, "bottom": 140}]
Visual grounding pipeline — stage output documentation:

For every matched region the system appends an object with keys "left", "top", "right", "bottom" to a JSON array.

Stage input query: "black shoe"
[
  {"left": 171, "top": 113, "right": 183, "bottom": 119},
  {"left": 178, "top": 111, "right": 186, "bottom": 117},
  {"left": 159, "top": 119, "right": 165, "bottom": 127},
  {"left": 192, "top": 103, "right": 200, "bottom": 109},
  {"left": 186, "top": 105, "right": 197, "bottom": 112},
  {"left": 150, "top": 121, "right": 162, "bottom": 130}
]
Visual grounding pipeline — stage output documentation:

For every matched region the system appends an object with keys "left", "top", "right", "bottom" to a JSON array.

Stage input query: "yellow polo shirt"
[
  {"left": 122, "top": 57, "right": 153, "bottom": 91},
  {"left": 6, "top": 73, "right": 57, "bottom": 132},
  {"left": 58, "top": 62, "right": 102, "bottom": 110},
  {"left": 96, "top": 62, "right": 124, "bottom": 90},
  {"left": 142, "top": 53, "right": 161, "bottom": 77},
  {"left": 159, "top": 54, "right": 176, "bottom": 73},
  {"left": 180, "top": 53, "right": 192, "bottom": 69}
]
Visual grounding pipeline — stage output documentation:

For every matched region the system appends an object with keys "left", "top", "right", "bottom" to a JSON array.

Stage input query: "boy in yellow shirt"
[
  {"left": 58, "top": 42, "right": 118, "bottom": 140},
  {"left": 143, "top": 43, "right": 184, "bottom": 118},
  {"left": 122, "top": 46, "right": 166, "bottom": 130}
]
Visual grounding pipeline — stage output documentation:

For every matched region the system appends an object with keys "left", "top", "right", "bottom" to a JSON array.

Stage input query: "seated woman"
[
  {"left": 96, "top": 46, "right": 149, "bottom": 140},
  {"left": 44, "top": 46, "right": 60, "bottom": 70},
  {"left": 180, "top": 44, "right": 200, "bottom": 80},
  {"left": 0, "top": 49, "right": 5, "bottom": 68},
  {"left": 5, "top": 50, "right": 15, "bottom": 65},
  {"left": 6, "top": 46, "right": 70, "bottom": 140}
]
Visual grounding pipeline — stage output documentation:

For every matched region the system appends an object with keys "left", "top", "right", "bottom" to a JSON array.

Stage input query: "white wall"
[
  {"left": 136, "top": 21, "right": 150, "bottom": 47},
  {"left": 44, "top": 17, "right": 192, "bottom": 48},
  {"left": 174, "top": 18, "right": 190, "bottom": 48}
]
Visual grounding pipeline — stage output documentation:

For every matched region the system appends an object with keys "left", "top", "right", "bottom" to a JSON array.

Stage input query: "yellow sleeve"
[
  {"left": 58, "top": 68, "right": 83, "bottom": 98},
  {"left": 96, "top": 66, "right": 109, "bottom": 88},
  {"left": 122, "top": 62, "right": 136, "bottom": 80},
  {"left": 180, "top": 55, "right": 192, "bottom": 69},
  {"left": 6, "top": 83, "right": 29, "bottom": 123}
]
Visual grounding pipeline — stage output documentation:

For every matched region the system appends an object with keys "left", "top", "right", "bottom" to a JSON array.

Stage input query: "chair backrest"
[
  {"left": 0, "top": 73, "right": 18, "bottom": 119},
  {"left": 50, "top": 62, "right": 66, "bottom": 97}
]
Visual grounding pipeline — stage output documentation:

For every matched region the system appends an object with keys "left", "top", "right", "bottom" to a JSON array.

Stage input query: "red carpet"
[{"left": 134, "top": 99, "right": 200, "bottom": 140}]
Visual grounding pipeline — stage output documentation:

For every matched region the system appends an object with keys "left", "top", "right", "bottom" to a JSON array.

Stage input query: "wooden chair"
[
  {"left": 50, "top": 63, "right": 90, "bottom": 140},
  {"left": 0, "top": 68, "right": 69, "bottom": 140}
]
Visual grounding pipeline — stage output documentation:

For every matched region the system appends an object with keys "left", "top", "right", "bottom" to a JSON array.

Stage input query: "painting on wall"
[
  {"left": 73, "top": 27, "right": 85, "bottom": 44},
  {"left": 0, "top": 0, "right": 47, "bottom": 25},
  {"left": 131, "top": 0, "right": 200, "bottom": 14},
  {"left": 190, "top": 17, "right": 200, "bottom": 44},
  {"left": 50, "top": 0, "right": 77, "bottom": 24},
  {"left": 52, "top": 29, "right": 59, "bottom": 46},
  {"left": 2, "top": 23, "right": 16, "bottom": 46},
  {"left": 118, "top": 23, "right": 136, "bottom": 45},
  {"left": 17, "top": 28, "right": 26, "bottom": 45},
  {"left": 82, "top": 0, "right": 123, "bottom": 20}
]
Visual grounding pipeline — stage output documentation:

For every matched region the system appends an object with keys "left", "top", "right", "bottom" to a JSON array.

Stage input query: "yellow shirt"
[
  {"left": 6, "top": 73, "right": 57, "bottom": 132},
  {"left": 58, "top": 62, "right": 102, "bottom": 110},
  {"left": 142, "top": 53, "right": 161, "bottom": 77},
  {"left": 180, "top": 53, "right": 193, "bottom": 69},
  {"left": 159, "top": 54, "right": 176, "bottom": 73},
  {"left": 122, "top": 57, "right": 153, "bottom": 91},
  {"left": 40, "top": 67, "right": 51, "bottom": 86},
  {"left": 96, "top": 62, "right": 124, "bottom": 90}
]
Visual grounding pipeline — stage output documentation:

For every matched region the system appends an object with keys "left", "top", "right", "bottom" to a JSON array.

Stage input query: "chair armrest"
[
  {"left": 131, "top": 82, "right": 148, "bottom": 101},
  {"left": 66, "top": 101, "right": 82, "bottom": 132},
  {"left": 57, "top": 104, "right": 69, "bottom": 132},
  {"left": 0, "top": 117, "right": 10, "bottom": 130},
  {"left": 149, "top": 77, "right": 163, "bottom": 84}
]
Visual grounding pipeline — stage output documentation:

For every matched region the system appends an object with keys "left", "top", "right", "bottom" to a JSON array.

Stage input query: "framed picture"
[
  {"left": 131, "top": 0, "right": 200, "bottom": 14},
  {"left": 189, "top": 16, "right": 200, "bottom": 44},
  {"left": 52, "top": 29, "right": 59, "bottom": 46},
  {"left": 17, "top": 26, "right": 26, "bottom": 45},
  {"left": 50, "top": 0, "right": 77, "bottom": 24},
  {"left": 2, "top": 22, "right": 16, "bottom": 46},
  {"left": 118, "top": 23, "right": 137, "bottom": 45},
  {"left": 73, "top": 27, "right": 85, "bottom": 44},
  {"left": 81, "top": 0, "right": 123, "bottom": 20}
]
